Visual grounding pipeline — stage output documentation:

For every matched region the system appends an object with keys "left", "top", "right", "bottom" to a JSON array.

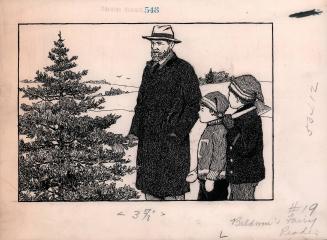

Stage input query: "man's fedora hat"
[{"left": 142, "top": 25, "right": 182, "bottom": 43}]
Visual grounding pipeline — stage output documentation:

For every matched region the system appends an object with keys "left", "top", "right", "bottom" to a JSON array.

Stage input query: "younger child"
[{"left": 187, "top": 91, "right": 232, "bottom": 201}]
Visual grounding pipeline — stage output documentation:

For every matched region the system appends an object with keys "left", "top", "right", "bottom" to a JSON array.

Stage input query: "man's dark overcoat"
[{"left": 129, "top": 52, "right": 201, "bottom": 198}]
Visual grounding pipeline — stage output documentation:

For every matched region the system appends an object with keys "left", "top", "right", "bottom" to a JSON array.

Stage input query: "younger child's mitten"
[{"left": 205, "top": 179, "right": 215, "bottom": 192}]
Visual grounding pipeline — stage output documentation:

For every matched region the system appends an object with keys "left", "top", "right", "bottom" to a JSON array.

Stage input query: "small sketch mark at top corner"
[{"left": 289, "top": 9, "right": 323, "bottom": 18}]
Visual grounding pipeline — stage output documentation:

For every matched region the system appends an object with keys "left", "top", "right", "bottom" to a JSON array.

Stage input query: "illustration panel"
[{"left": 18, "top": 23, "right": 273, "bottom": 201}]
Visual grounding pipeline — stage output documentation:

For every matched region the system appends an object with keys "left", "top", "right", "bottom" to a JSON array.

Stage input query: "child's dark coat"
[{"left": 226, "top": 104, "right": 265, "bottom": 184}]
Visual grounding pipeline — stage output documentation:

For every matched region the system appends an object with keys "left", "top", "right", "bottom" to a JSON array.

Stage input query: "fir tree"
[{"left": 19, "top": 32, "right": 139, "bottom": 201}]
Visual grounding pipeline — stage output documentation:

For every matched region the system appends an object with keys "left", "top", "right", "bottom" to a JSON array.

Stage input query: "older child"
[
  {"left": 187, "top": 91, "right": 232, "bottom": 201},
  {"left": 227, "top": 75, "right": 270, "bottom": 200}
]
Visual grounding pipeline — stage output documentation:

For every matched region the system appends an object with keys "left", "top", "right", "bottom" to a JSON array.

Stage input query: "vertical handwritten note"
[{"left": 305, "top": 82, "right": 319, "bottom": 136}]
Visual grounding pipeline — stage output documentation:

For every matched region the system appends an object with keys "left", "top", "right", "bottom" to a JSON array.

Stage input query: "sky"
[{"left": 19, "top": 24, "right": 272, "bottom": 87}]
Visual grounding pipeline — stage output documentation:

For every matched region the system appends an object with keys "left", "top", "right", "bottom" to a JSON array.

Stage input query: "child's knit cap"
[
  {"left": 201, "top": 91, "right": 229, "bottom": 116},
  {"left": 229, "top": 74, "right": 271, "bottom": 115},
  {"left": 229, "top": 75, "right": 264, "bottom": 102}
]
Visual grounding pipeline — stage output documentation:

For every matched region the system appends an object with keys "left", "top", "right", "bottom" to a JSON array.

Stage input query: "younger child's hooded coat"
[{"left": 197, "top": 91, "right": 230, "bottom": 180}]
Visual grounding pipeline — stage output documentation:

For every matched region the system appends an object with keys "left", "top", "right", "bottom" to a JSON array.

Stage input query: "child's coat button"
[
  {"left": 230, "top": 158, "right": 233, "bottom": 162},
  {"left": 230, "top": 170, "right": 233, "bottom": 174},
  {"left": 229, "top": 146, "right": 233, "bottom": 150}
]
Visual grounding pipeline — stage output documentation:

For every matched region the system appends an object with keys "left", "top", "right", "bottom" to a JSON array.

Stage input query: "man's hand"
[
  {"left": 127, "top": 134, "right": 138, "bottom": 147},
  {"left": 205, "top": 179, "right": 215, "bottom": 192}
]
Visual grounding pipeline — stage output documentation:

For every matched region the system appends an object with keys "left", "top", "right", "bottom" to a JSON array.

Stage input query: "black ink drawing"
[
  {"left": 128, "top": 25, "right": 202, "bottom": 200},
  {"left": 18, "top": 23, "right": 273, "bottom": 201},
  {"left": 19, "top": 32, "right": 139, "bottom": 201},
  {"left": 187, "top": 76, "right": 270, "bottom": 201}
]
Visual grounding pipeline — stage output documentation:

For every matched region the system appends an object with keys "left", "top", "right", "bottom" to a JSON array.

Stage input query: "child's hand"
[
  {"left": 205, "top": 180, "right": 215, "bottom": 192},
  {"left": 218, "top": 171, "right": 226, "bottom": 179},
  {"left": 186, "top": 171, "right": 197, "bottom": 183}
]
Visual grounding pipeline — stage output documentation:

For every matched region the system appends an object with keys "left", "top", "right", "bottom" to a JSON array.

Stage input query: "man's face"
[{"left": 151, "top": 40, "right": 174, "bottom": 62}]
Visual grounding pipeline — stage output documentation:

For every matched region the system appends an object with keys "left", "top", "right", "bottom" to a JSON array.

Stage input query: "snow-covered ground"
[
  {"left": 91, "top": 81, "right": 273, "bottom": 200},
  {"left": 86, "top": 82, "right": 139, "bottom": 96}
]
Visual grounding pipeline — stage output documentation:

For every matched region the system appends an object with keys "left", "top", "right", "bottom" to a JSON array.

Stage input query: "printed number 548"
[{"left": 145, "top": 7, "right": 159, "bottom": 13}]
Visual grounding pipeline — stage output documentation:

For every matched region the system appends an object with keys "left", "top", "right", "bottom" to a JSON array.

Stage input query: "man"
[{"left": 128, "top": 25, "right": 202, "bottom": 200}]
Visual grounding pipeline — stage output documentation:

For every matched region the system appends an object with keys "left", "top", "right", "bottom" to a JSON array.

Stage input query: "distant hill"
[
  {"left": 20, "top": 79, "right": 36, "bottom": 83},
  {"left": 84, "top": 79, "right": 110, "bottom": 84}
]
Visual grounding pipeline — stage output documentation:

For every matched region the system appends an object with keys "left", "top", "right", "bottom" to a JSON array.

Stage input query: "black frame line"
[
  {"left": 17, "top": 24, "right": 20, "bottom": 203},
  {"left": 18, "top": 22, "right": 274, "bottom": 202},
  {"left": 19, "top": 22, "right": 273, "bottom": 25},
  {"left": 271, "top": 23, "right": 275, "bottom": 201}
]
